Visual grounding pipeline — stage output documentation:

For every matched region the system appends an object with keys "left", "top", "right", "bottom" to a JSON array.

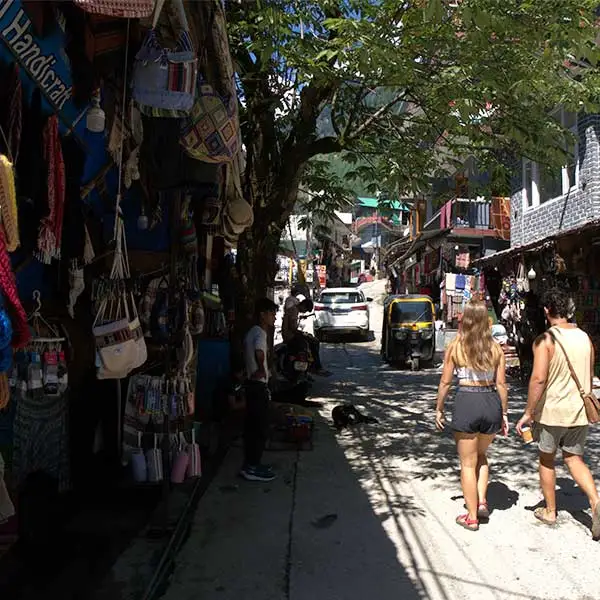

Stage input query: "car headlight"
[
  {"left": 394, "top": 330, "right": 407, "bottom": 340},
  {"left": 421, "top": 328, "right": 433, "bottom": 340}
]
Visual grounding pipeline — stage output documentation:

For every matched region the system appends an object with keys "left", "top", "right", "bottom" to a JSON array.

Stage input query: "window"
[
  {"left": 522, "top": 109, "right": 578, "bottom": 209},
  {"left": 319, "top": 292, "right": 364, "bottom": 305},
  {"left": 391, "top": 302, "right": 433, "bottom": 324}
]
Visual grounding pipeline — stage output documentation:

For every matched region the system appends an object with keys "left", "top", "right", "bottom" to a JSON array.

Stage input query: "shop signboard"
[
  {"left": 0, "top": 0, "right": 82, "bottom": 131},
  {"left": 317, "top": 265, "right": 327, "bottom": 288}
]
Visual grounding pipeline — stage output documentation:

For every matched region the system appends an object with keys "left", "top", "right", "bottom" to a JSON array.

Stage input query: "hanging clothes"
[
  {"left": 37, "top": 115, "right": 66, "bottom": 264},
  {"left": 445, "top": 272, "right": 457, "bottom": 293},
  {"left": 0, "top": 155, "right": 19, "bottom": 252},
  {"left": 12, "top": 389, "right": 70, "bottom": 493}
]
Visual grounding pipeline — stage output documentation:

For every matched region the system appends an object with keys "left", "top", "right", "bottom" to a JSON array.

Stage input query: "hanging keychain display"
[
  {"left": 128, "top": 373, "right": 194, "bottom": 419},
  {"left": 12, "top": 291, "right": 69, "bottom": 398}
]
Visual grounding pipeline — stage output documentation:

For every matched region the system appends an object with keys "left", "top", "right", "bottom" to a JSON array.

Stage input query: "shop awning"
[{"left": 473, "top": 218, "right": 600, "bottom": 267}]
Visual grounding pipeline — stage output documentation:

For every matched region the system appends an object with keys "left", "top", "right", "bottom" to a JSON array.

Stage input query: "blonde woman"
[{"left": 435, "top": 300, "right": 509, "bottom": 531}]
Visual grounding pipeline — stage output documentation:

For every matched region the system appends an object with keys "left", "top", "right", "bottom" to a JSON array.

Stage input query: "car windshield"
[
  {"left": 320, "top": 292, "right": 363, "bottom": 305},
  {"left": 391, "top": 301, "right": 432, "bottom": 323}
]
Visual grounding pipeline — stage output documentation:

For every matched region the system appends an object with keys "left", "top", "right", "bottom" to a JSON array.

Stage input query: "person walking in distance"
[
  {"left": 517, "top": 288, "right": 600, "bottom": 536},
  {"left": 435, "top": 300, "right": 509, "bottom": 531},
  {"left": 241, "top": 298, "right": 278, "bottom": 482}
]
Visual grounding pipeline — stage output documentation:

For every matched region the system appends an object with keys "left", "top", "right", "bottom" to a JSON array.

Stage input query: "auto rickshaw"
[{"left": 381, "top": 295, "right": 436, "bottom": 370}]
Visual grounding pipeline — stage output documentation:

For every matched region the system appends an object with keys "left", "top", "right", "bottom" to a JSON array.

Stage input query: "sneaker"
[{"left": 240, "top": 465, "right": 276, "bottom": 482}]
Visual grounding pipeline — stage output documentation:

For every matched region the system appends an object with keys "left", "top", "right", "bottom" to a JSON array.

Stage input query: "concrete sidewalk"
[
  {"left": 161, "top": 420, "right": 420, "bottom": 600},
  {"left": 159, "top": 317, "right": 600, "bottom": 600}
]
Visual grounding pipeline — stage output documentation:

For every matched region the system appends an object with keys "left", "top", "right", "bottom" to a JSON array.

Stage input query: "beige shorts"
[{"left": 536, "top": 424, "right": 588, "bottom": 456}]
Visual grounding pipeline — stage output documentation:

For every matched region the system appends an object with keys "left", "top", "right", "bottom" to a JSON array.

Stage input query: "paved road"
[{"left": 161, "top": 283, "right": 600, "bottom": 600}]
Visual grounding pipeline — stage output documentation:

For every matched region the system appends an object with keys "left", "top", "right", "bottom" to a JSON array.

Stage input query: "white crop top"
[{"left": 455, "top": 367, "right": 495, "bottom": 382}]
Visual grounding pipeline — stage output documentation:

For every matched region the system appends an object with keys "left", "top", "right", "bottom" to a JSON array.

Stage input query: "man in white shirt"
[
  {"left": 282, "top": 290, "right": 331, "bottom": 376},
  {"left": 241, "top": 298, "right": 278, "bottom": 482}
]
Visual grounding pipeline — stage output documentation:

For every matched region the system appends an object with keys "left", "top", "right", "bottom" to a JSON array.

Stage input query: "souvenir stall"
[
  {"left": 477, "top": 247, "right": 552, "bottom": 378},
  {"left": 531, "top": 232, "right": 600, "bottom": 377},
  {"left": 0, "top": 0, "right": 246, "bottom": 584}
]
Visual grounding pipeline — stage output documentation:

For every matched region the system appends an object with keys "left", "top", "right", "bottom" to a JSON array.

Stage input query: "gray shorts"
[
  {"left": 536, "top": 424, "right": 589, "bottom": 456},
  {"left": 451, "top": 386, "right": 503, "bottom": 435}
]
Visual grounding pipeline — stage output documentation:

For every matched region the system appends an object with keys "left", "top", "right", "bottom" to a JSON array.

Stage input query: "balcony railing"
[{"left": 423, "top": 197, "right": 510, "bottom": 240}]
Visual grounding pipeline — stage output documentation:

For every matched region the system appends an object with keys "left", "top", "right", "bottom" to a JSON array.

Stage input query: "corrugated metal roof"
[{"left": 357, "top": 197, "right": 409, "bottom": 211}]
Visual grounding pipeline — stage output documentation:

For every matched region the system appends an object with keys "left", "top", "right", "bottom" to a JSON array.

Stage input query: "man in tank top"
[{"left": 517, "top": 288, "right": 600, "bottom": 537}]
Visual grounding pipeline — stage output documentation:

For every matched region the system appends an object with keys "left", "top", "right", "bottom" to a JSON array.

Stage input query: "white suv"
[{"left": 313, "top": 288, "right": 372, "bottom": 341}]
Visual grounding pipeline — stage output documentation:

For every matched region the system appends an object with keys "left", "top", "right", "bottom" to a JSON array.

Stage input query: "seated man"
[{"left": 282, "top": 291, "right": 331, "bottom": 377}]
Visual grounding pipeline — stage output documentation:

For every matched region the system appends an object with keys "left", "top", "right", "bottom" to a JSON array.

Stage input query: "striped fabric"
[
  {"left": 75, "top": 0, "right": 154, "bottom": 18},
  {"left": 168, "top": 60, "right": 196, "bottom": 95}
]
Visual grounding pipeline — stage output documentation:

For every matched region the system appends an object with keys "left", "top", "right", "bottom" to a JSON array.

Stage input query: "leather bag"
[{"left": 549, "top": 330, "right": 600, "bottom": 424}]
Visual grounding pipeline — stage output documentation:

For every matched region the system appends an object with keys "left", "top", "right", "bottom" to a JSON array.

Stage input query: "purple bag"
[
  {"left": 131, "top": 432, "right": 148, "bottom": 483},
  {"left": 171, "top": 432, "right": 190, "bottom": 483}
]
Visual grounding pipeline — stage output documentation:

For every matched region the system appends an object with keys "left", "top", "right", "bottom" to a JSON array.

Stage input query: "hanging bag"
[
  {"left": 179, "top": 1, "right": 239, "bottom": 162},
  {"left": 93, "top": 289, "right": 138, "bottom": 377},
  {"left": 94, "top": 23, "right": 147, "bottom": 379},
  {"left": 75, "top": 0, "right": 154, "bottom": 18},
  {"left": 186, "top": 428, "right": 201, "bottom": 478},
  {"left": 131, "top": 432, "right": 148, "bottom": 482},
  {"left": 132, "top": 0, "right": 198, "bottom": 116},
  {"left": 180, "top": 79, "right": 240, "bottom": 163},
  {"left": 171, "top": 431, "right": 190, "bottom": 483},
  {"left": 549, "top": 330, "right": 600, "bottom": 424},
  {"left": 146, "top": 433, "right": 164, "bottom": 482},
  {"left": 516, "top": 261, "right": 529, "bottom": 294}
]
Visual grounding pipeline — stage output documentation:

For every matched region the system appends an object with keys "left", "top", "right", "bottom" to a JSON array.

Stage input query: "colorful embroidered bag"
[
  {"left": 180, "top": 81, "right": 240, "bottom": 163},
  {"left": 132, "top": 0, "right": 198, "bottom": 116}
]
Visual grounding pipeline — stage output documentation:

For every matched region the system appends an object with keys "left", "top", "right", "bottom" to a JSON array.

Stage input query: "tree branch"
[
  {"left": 330, "top": 87, "right": 341, "bottom": 138},
  {"left": 342, "top": 84, "right": 368, "bottom": 140},
  {"left": 347, "top": 91, "right": 408, "bottom": 140},
  {"left": 305, "top": 136, "right": 343, "bottom": 158}
]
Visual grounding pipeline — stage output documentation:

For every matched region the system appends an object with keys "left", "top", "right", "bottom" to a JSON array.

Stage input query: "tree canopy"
[{"left": 226, "top": 0, "right": 600, "bottom": 300}]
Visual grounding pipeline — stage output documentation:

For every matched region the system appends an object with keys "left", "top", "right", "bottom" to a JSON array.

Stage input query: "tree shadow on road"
[
  {"left": 316, "top": 343, "right": 600, "bottom": 493},
  {"left": 522, "top": 477, "right": 594, "bottom": 532}
]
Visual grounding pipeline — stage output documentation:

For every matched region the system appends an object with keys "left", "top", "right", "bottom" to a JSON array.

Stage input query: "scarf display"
[
  {"left": 37, "top": 116, "right": 66, "bottom": 264},
  {"left": 0, "top": 229, "right": 29, "bottom": 349},
  {"left": 0, "top": 155, "right": 19, "bottom": 252}
]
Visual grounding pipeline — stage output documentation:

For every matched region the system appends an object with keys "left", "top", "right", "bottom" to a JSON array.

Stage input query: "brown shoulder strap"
[{"left": 548, "top": 329, "right": 587, "bottom": 398}]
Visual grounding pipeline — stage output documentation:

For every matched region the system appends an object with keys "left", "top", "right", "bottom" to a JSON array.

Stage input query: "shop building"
[
  {"left": 0, "top": 1, "right": 247, "bottom": 596},
  {"left": 474, "top": 111, "right": 600, "bottom": 378},
  {"left": 385, "top": 192, "right": 510, "bottom": 326},
  {"left": 352, "top": 196, "right": 409, "bottom": 274}
]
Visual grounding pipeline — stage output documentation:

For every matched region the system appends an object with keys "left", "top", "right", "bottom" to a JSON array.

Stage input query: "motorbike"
[{"left": 272, "top": 331, "right": 314, "bottom": 405}]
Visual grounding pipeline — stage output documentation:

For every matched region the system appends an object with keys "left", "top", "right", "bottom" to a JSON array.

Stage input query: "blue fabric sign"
[{"left": 0, "top": 0, "right": 79, "bottom": 126}]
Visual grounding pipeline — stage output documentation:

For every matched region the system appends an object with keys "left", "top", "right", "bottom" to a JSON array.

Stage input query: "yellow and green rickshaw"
[{"left": 381, "top": 294, "right": 436, "bottom": 370}]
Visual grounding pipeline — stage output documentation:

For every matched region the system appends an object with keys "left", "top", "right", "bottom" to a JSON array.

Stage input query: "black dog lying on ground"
[{"left": 331, "top": 404, "right": 379, "bottom": 431}]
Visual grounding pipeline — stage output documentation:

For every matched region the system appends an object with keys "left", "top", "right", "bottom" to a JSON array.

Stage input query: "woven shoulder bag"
[
  {"left": 180, "top": 81, "right": 240, "bottom": 163},
  {"left": 132, "top": 0, "right": 198, "bottom": 116}
]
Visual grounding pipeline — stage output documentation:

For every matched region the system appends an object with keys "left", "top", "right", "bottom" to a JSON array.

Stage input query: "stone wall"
[{"left": 510, "top": 114, "right": 600, "bottom": 247}]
